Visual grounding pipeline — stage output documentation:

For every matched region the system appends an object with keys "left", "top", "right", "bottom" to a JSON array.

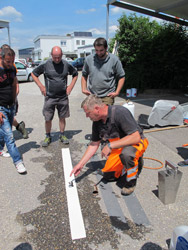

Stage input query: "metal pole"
[
  {"left": 7, "top": 27, "right": 11, "bottom": 47},
  {"left": 106, "top": 3, "right": 109, "bottom": 43}
]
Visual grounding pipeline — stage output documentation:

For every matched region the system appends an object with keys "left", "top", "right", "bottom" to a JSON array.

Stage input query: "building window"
[
  {"left": 61, "top": 41, "right": 66, "bottom": 46},
  {"left": 76, "top": 40, "right": 80, "bottom": 45},
  {"left": 82, "top": 40, "right": 85, "bottom": 45}
]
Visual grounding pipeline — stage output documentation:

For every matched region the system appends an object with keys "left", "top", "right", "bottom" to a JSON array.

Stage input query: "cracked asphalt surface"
[{"left": 1, "top": 72, "right": 188, "bottom": 250}]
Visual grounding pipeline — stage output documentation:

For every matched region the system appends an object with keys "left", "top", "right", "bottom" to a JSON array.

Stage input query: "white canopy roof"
[
  {"left": 0, "top": 20, "right": 9, "bottom": 29},
  {"left": 107, "top": 0, "right": 188, "bottom": 26}
]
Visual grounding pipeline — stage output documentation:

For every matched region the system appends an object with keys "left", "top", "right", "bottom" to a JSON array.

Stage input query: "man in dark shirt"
[
  {"left": 0, "top": 48, "right": 26, "bottom": 174},
  {"left": 70, "top": 94, "right": 148, "bottom": 196},
  {"left": 31, "top": 46, "right": 78, "bottom": 147},
  {"left": 0, "top": 44, "right": 28, "bottom": 139}
]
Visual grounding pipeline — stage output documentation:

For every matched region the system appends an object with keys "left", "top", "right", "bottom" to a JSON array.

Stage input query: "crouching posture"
[{"left": 70, "top": 95, "right": 148, "bottom": 195}]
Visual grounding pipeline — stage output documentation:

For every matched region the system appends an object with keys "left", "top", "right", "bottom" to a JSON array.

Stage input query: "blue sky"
[
  {"left": 0, "top": 0, "right": 134, "bottom": 50},
  {"left": 0, "top": 0, "right": 160, "bottom": 50}
]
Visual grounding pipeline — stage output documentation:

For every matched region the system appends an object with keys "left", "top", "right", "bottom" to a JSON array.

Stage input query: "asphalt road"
[{"left": 0, "top": 72, "right": 188, "bottom": 250}]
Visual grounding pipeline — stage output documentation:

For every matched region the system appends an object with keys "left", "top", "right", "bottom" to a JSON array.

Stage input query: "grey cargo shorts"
[{"left": 43, "top": 96, "right": 70, "bottom": 121}]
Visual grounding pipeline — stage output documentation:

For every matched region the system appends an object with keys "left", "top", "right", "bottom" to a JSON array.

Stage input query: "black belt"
[{"left": 0, "top": 104, "right": 14, "bottom": 109}]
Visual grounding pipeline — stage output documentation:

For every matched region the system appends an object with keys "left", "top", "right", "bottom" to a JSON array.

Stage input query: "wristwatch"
[{"left": 107, "top": 142, "right": 112, "bottom": 150}]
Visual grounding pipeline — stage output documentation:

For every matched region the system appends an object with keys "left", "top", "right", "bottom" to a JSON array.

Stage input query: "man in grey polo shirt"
[
  {"left": 31, "top": 46, "right": 78, "bottom": 147},
  {"left": 82, "top": 37, "right": 125, "bottom": 105}
]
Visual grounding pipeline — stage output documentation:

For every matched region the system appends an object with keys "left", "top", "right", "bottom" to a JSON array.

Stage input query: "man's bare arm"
[
  {"left": 81, "top": 75, "right": 91, "bottom": 96},
  {"left": 66, "top": 75, "right": 78, "bottom": 95},
  {"left": 31, "top": 72, "right": 46, "bottom": 96},
  {"left": 108, "top": 77, "right": 125, "bottom": 98},
  {"left": 70, "top": 141, "right": 100, "bottom": 176}
]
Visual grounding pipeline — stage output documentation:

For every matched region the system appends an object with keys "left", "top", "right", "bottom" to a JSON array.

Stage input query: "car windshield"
[{"left": 15, "top": 62, "right": 25, "bottom": 69}]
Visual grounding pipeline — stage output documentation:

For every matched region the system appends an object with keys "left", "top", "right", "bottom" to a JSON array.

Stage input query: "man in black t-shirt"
[
  {"left": 0, "top": 48, "right": 26, "bottom": 174},
  {"left": 31, "top": 46, "right": 78, "bottom": 147},
  {"left": 0, "top": 44, "right": 28, "bottom": 139},
  {"left": 70, "top": 94, "right": 148, "bottom": 196}
]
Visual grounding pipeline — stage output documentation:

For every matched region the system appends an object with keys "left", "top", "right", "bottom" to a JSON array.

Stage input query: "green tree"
[
  {"left": 116, "top": 13, "right": 161, "bottom": 68},
  {"left": 114, "top": 13, "right": 188, "bottom": 92}
]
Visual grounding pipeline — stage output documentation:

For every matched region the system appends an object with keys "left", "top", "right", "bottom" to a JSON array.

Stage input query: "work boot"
[
  {"left": 42, "top": 136, "right": 51, "bottom": 147},
  {"left": 121, "top": 178, "right": 137, "bottom": 196},
  {"left": 17, "top": 121, "right": 28, "bottom": 139},
  {"left": 178, "top": 159, "right": 188, "bottom": 167},
  {"left": 121, "top": 186, "right": 136, "bottom": 196},
  {"left": 59, "top": 134, "right": 69, "bottom": 144}
]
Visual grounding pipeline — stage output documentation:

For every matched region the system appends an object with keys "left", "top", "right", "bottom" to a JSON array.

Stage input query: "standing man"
[
  {"left": 82, "top": 37, "right": 125, "bottom": 105},
  {"left": 31, "top": 46, "right": 78, "bottom": 147},
  {"left": 0, "top": 48, "right": 26, "bottom": 174},
  {"left": 70, "top": 95, "right": 148, "bottom": 195},
  {"left": 0, "top": 44, "right": 28, "bottom": 139}
]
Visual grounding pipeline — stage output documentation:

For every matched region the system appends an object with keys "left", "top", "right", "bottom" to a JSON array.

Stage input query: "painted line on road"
[
  {"left": 123, "top": 193, "right": 150, "bottom": 226},
  {"left": 95, "top": 173, "right": 128, "bottom": 224},
  {"left": 91, "top": 152, "right": 150, "bottom": 226},
  {"left": 62, "top": 148, "right": 86, "bottom": 240},
  {"left": 92, "top": 154, "right": 128, "bottom": 224}
]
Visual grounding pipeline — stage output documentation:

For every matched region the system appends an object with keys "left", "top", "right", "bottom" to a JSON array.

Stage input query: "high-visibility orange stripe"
[
  {"left": 128, "top": 165, "right": 138, "bottom": 171},
  {"left": 127, "top": 171, "right": 138, "bottom": 178}
]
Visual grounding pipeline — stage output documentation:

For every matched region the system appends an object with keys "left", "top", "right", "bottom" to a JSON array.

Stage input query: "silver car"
[{"left": 15, "top": 60, "right": 33, "bottom": 82}]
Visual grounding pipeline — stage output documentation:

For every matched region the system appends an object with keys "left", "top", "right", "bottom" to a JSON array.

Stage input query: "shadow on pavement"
[
  {"left": 13, "top": 242, "right": 33, "bottom": 250},
  {"left": 75, "top": 160, "right": 105, "bottom": 183},
  {"left": 176, "top": 147, "right": 188, "bottom": 160},
  {"left": 140, "top": 241, "right": 163, "bottom": 249},
  {"left": 49, "top": 129, "right": 82, "bottom": 143},
  {"left": 18, "top": 141, "right": 40, "bottom": 155}
]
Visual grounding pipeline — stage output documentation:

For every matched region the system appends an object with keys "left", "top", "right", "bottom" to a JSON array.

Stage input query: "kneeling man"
[{"left": 70, "top": 95, "right": 148, "bottom": 195}]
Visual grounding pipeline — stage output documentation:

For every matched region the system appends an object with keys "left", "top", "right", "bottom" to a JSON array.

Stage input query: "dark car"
[
  {"left": 71, "top": 57, "right": 85, "bottom": 71},
  {"left": 31, "top": 60, "right": 43, "bottom": 68}
]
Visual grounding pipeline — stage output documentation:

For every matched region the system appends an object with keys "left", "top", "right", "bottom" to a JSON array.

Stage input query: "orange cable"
[{"left": 143, "top": 157, "right": 164, "bottom": 170}]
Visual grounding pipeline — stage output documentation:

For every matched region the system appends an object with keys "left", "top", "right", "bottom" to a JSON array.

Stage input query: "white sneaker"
[
  {"left": 0, "top": 151, "right": 10, "bottom": 158},
  {"left": 15, "top": 162, "right": 27, "bottom": 174}
]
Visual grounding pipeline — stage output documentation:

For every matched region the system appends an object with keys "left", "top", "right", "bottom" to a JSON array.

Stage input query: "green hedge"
[{"left": 110, "top": 14, "right": 188, "bottom": 92}]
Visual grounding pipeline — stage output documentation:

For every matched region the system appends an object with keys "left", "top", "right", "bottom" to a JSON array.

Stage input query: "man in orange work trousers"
[{"left": 71, "top": 95, "right": 148, "bottom": 196}]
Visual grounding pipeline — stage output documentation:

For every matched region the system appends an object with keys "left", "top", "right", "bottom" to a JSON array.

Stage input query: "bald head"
[{"left": 51, "top": 46, "right": 63, "bottom": 64}]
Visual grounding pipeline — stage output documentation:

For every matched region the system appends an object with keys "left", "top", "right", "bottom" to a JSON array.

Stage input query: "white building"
[
  {"left": 77, "top": 44, "right": 96, "bottom": 58},
  {"left": 33, "top": 31, "right": 96, "bottom": 61}
]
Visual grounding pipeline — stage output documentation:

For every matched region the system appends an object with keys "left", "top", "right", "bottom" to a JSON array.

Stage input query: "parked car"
[
  {"left": 70, "top": 57, "right": 85, "bottom": 70},
  {"left": 31, "top": 60, "right": 43, "bottom": 68},
  {"left": 15, "top": 60, "right": 33, "bottom": 82},
  {"left": 15, "top": 58, "right": 32, "bottom": 68},
  {"left": 17, "top": 58, "right": 27, "bottom": 65},
  {"left": 65, "top": 57, "right": 73, "bottom": 63}
]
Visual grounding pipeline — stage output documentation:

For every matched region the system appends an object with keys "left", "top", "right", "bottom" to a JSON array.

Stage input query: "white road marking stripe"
[{"left": 62, "top": 148, "right": 86, "bottom": 240}]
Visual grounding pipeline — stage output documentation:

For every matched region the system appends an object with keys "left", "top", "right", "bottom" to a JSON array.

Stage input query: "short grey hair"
[{"left": 81, "top": 94, "right": 104, "bottom": 110}]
